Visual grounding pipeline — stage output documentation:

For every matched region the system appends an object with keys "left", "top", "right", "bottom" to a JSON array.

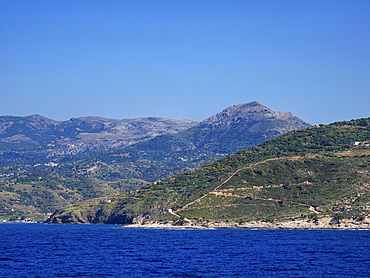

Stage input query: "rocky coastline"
[{"left": 121, "top": 217, "right": 370, "bottom": 230}]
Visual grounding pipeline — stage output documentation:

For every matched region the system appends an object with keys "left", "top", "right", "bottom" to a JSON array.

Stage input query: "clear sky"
[{"left": 1, "top": 1, "right": 369, "bottom": 125}]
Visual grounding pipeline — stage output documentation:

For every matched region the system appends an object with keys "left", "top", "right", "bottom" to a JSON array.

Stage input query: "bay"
[{"left": 1, "top": 223, "right": 370, "bottom": 277}]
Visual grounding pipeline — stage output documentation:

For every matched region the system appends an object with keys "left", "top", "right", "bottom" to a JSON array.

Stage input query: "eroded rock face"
[
  {"left": 47, "top": 206, "right": 136, "bottom": 225},
  {"left": 104, "top": 214, "right": 134, "bottom": 225},
  {"left": 48, "top": 211, "right": 89, "bottom": 224},
  {"left": 92, "top": 208, "right": 134, "bottom": 224}
]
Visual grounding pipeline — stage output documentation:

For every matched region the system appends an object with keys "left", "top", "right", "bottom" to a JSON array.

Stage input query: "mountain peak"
[
  {"left": 200, "top": 101, "right": 309, "bottom": 128},
  {"left": 196, "top": 102, "right": 311, "bottom": 148},
  {"left": 25, "top": 114, "right": 60, "bottom": 123}
]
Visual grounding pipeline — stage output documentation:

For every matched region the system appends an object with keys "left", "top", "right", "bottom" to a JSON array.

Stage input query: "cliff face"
[
  {"left": 47, "top": 204, "right": 135, "bottom": 225},
  {"left": 48, "top": 210, "right": 135, "bottom": 225}
]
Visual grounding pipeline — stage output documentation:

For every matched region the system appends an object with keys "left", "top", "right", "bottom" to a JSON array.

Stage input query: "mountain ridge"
[
  {"left": 0, "top": 102, "right": 310, "bottom": 165},
  {"left": 0, "top": 114, "right": 198, "bottom": 156},
  {"left": 201, "top": 101, "right": 299, "bottom": 125}
]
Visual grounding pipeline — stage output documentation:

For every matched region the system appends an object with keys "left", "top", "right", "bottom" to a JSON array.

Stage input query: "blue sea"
[{"left": 1, "top": 224, "right": 370, "bottom": 277}]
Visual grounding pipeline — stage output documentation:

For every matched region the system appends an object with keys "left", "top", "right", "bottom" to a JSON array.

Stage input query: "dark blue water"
[{"left": 1, "top": 224, "right": 370, "bottom": 277}]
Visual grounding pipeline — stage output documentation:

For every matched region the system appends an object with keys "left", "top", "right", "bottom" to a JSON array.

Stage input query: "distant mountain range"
[
  {"left": 0, "top": 101, "right": 311, "bottom": 220},
  {"left": 0, "top": 114, "right": 197, "bottom": 160},
  {"left": 0, "top": 101, "right": 310, "bottom": 167}
]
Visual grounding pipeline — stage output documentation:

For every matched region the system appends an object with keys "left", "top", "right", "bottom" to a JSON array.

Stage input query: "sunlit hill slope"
[{"left": 47, "top": 117, "right": 370, "bottom": 226}]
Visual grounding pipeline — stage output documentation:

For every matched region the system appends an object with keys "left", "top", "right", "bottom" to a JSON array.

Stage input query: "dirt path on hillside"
[
  {"left": 175, "top": 157, "right": 283, "bottom": 213},
  {"left": 168, "top": 209, "right": 181, "bottom": 218},
  {"left": 175, "top": 156, "right": 321, "bottom": 215}
]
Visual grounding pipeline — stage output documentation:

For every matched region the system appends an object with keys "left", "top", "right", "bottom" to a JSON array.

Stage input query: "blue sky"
[{"left": 1, "top": 1, "right": 369, "bottom": 125}]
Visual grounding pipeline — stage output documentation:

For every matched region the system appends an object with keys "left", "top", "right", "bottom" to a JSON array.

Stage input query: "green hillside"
[
  {"left": 0, "top": 160, "right": 149, "bottom": 221},
  {"left": 46, "top": 117, "right": 370, "bottom": 225},
  {"left": 0, "top": 102, "right": 310, "bottom": 220}
]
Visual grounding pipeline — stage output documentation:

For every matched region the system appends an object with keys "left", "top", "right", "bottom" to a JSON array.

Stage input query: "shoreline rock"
[{"left": 121, "top": 217, "right": 370, "bottom": 230}]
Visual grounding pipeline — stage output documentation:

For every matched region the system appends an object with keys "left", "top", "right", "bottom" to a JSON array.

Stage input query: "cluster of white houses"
[{"left": 350, "top": 141, "right": 370, "bottom": 147}]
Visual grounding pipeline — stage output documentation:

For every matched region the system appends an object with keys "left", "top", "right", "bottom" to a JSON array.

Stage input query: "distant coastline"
[{"left": 1, "top": 220, "right": 38, "bottom": 224}]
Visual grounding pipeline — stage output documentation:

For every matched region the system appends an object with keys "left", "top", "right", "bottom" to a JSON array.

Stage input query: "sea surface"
[{"left": 1, "top": 224, "right": 370, "bottom": 277}]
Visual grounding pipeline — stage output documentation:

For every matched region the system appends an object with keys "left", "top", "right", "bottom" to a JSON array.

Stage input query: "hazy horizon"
[{"left": 1, "top": 1, "right": 369, "bottom": 125}]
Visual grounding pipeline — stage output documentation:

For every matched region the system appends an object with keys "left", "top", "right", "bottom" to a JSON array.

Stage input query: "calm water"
[{"left": 1, "top": 224, "right": 370, "bottom": 277}]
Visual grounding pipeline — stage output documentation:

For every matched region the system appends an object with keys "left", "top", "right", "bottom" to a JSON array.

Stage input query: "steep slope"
[{"left": 46, "top": 117, "right": 370, "bottom": 226}]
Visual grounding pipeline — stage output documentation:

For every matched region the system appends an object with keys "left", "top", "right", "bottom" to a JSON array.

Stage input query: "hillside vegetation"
[
  {"left": 0, "top": 102, "right": 309, "bottom": 220},
  {"left": 46, "top": 117, "right": 370, "bottom": 225}
]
